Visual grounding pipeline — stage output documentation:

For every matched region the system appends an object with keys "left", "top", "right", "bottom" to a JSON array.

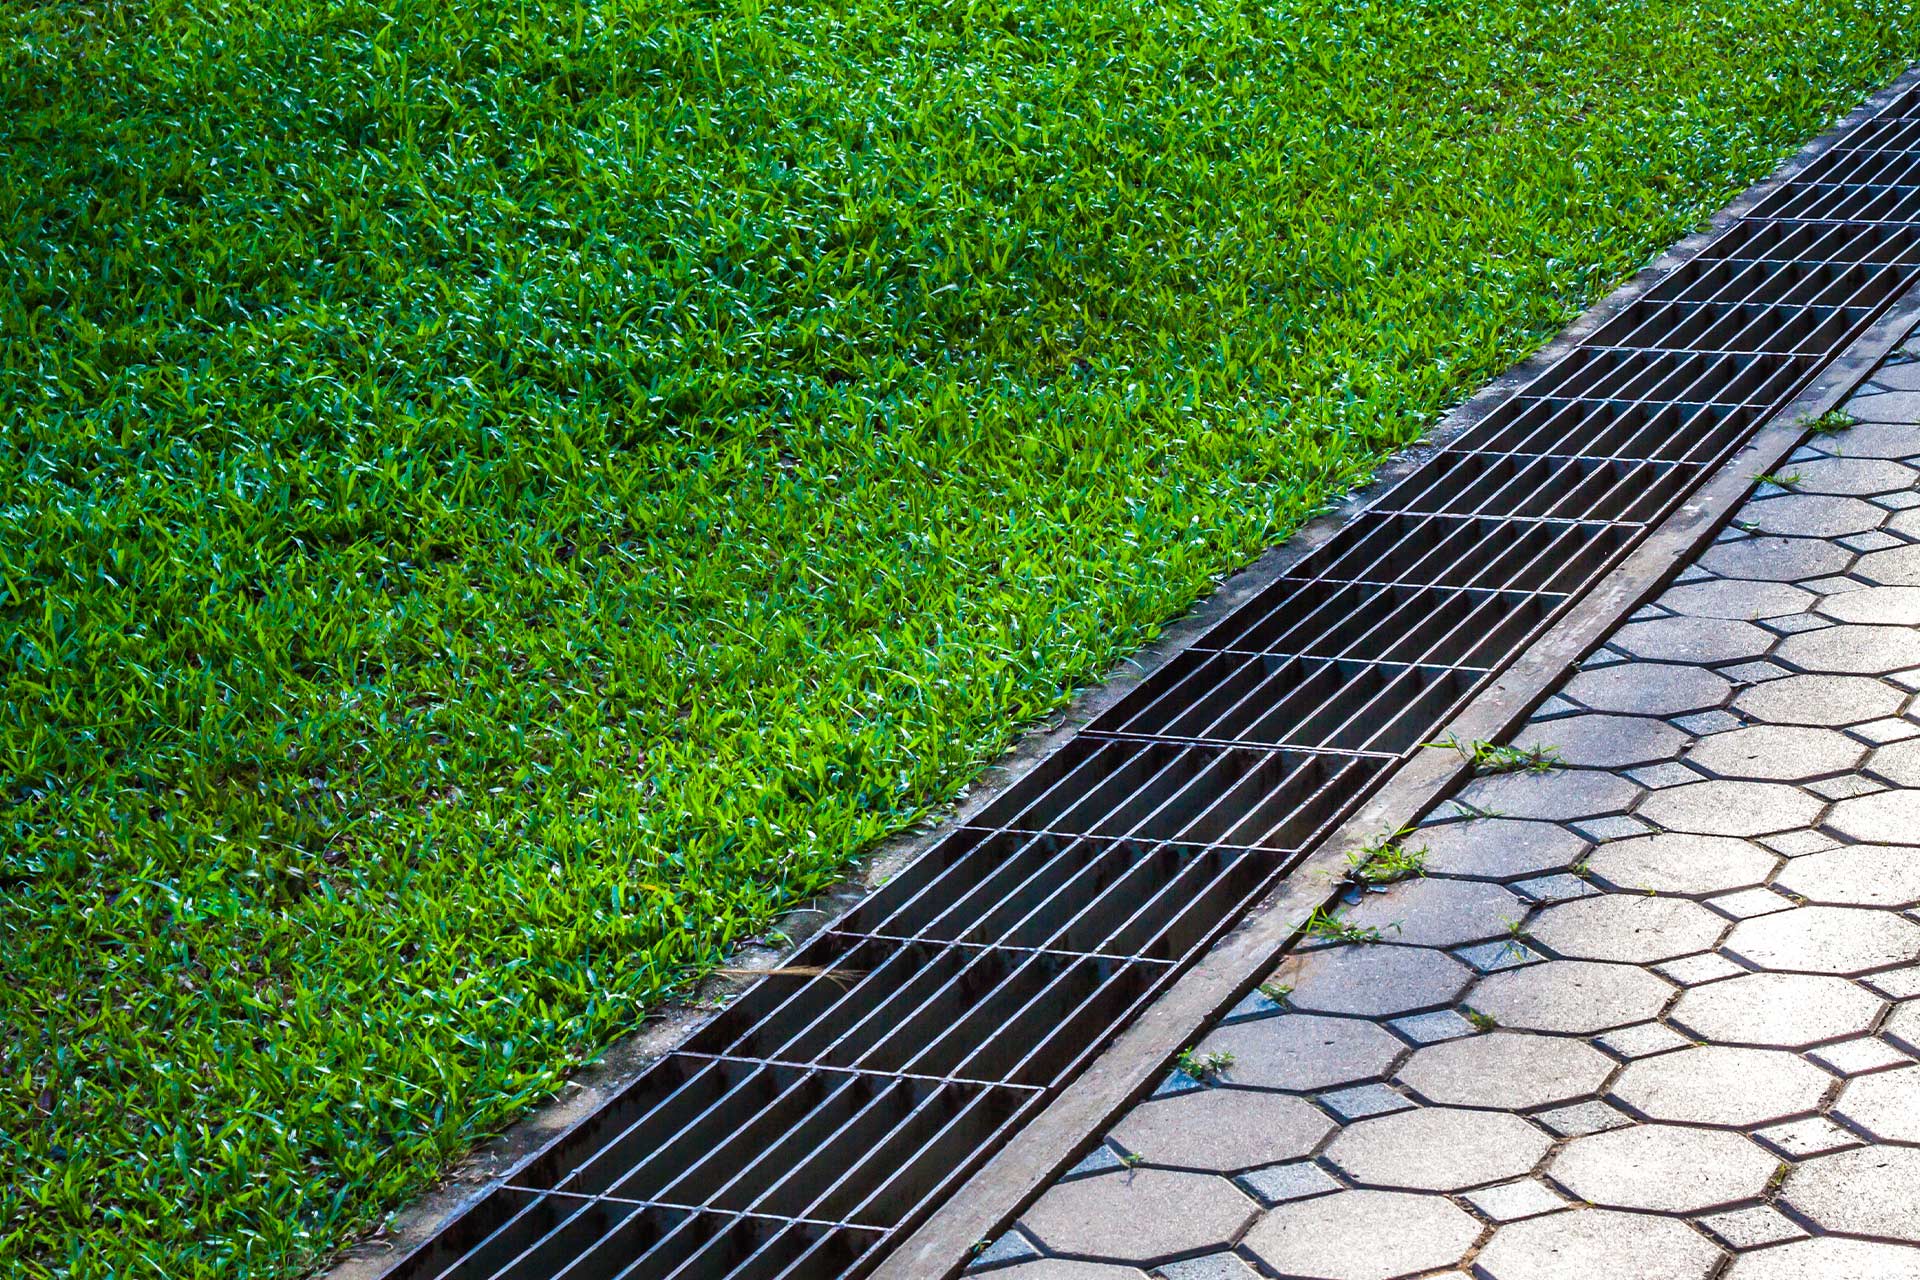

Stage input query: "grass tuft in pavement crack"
[
  {"left": 1344, "top": 831, "right": 1430, "bottom": 885},
  {"left": 1427, "top": 735, "right": 1563, "bottom": 775},
  {"left": 5, "top": 0, "right": 1920, "bottom": 1275}
]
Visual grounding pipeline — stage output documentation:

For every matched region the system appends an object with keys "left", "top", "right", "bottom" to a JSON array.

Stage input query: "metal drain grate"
[{"left": 387, "top": 83, "right": 1920, "bottom": 1280}]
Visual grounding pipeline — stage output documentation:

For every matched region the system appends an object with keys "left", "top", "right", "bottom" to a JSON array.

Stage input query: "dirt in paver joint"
[{"left": 984, "top": 344, "right": 1920, "bottom": 1280}]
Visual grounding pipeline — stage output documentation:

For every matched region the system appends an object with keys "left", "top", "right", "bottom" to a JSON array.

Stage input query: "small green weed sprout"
[
  {"left": 1753, "top": 470, "right": 1802, "bottom": 489},
  {"left": 1804, "top": 409, "right": 1855, "bottom": 435},
  {"left": 1175, "top": 1048, "right": 1234, "bottom": 1080},
  {"left": 1302, "top": 908, "right": 1390, "bottom": 944},
  {"left": 1344, "top": 830, "right": 1429, "bottom": 886},
  {"left": 1425, "top": 735, "right": 1561, "bottom": 775}
]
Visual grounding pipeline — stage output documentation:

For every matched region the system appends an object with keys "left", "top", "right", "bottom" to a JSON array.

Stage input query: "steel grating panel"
[
  {"left": 1089, "top": 652, "right": 1482, "bottom": 754},
  {"left": 1192, "top": 579, "right": 1568, "bottom": 666},
  {"left": 967, "top": 737, "right": 1383, "bottom": 850},
  {"left": 388, "top": 78, "right": 1920, "bottom": 1280},
  {"left": 1693, "top": 219, "right": 1920, "bottom": 264},
  {"left": 1370, "top": 453, "right": 1699, "bottom": 523},
  {"left": 1749, "top": 182, "right": 1920, "bottom": 224},
  {"left": 1447, "top": 397, "right": 1765, "bottom": 463},
  {"left": 404, "top": 1192, "right": 890, "bottom": 1280},
  {"left": 833, "top": 832, "right": 1271, "bottom": 960},
  {"left": 1642, "top": 256, "right": 1914, "bottom": 305}
]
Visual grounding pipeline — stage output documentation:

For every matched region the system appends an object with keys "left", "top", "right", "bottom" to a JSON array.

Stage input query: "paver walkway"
[{"left": 965, "top": 338, "right": 1920, "bottom": 1279}]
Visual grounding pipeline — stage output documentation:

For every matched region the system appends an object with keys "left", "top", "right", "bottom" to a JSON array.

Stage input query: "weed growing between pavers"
[
  {"left": 5, "top": 0, "right": 1920, "bottom": 1275},
  {"left": 1427, "top": 735, "right": 1564, "bottom": 775},
  {"left": 1175, "top": 1048, "right": 1236, "bottom": 1081},
  {"left": 1345, "top": 831, "right": 1430, "bottom": 886},
  {"left": 1303, "top": 908, "right": 1394, "bottom": 945}
]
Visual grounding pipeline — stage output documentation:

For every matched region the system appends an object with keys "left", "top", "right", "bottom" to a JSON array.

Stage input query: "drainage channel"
[{"left": 385, "top": 80, "right": 1920, "bottom": 1280}]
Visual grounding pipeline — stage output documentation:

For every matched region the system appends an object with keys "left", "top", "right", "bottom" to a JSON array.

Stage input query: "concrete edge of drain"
[
  {"left": 325, "top": 61, "right": 1920, "bottom": 1280},
  {"left": 875, "top": 90, "right": 1920, "bottom": 1280}
]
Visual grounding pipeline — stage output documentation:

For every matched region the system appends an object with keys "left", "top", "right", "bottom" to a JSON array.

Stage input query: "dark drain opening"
[
  {"left": 1750, "top": 182, "right": 1920, "bottom": 223},
  {"left": 1520, "top": 346, "right": 1819, "bottom": 402},
  {"left": 1089, "top": 651, "right": 1482, "bottom": 754},
  {"left": 1449, "top": 398, "right": 1762, "bottom": 462},
  {"left": 1372, "top": 453, "right": 1699, "bottom": 523},
  {"left": 682, "top": 937, "right": 1169, "bottom": 1087},
  {"left": 1588, "top": 298, "right": 1875, "bottom": 354},
  {"left": 1694, "top": 217, "right": 1920, "bottom": 264},
  {"left": 834, "top": 833, "right": 1271, "bottom": 961},
  {"left": 387, "top": 80, "right": 1920, "bottom": 1280},
  {"left": 1283, "top": 513, "right": 1638, "bottom": 592},
  {"left": 971, "top": 738, "right": 1385, "bottom": 850},
  {"left": 1193, "top": 580, "right": 1567, "bottom": 666},
  {"left": 409, "top": 1192, "right": 887, "bottom": 1280}
]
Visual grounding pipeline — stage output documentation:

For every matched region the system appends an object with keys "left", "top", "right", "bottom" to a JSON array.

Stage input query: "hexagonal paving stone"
[
  {"left": 991, "top": 1262, "right": 1147, "bottom": 1280},
  {"left": 1656, "top": 578, "right": 1817, "bottom": 621},
  {"left": 1868, "top": 739, "right": 1920, "bottom": 787},
  {"left": 1326, "top": 1107, "right": 1550, "bottom": 1191},
  {"left": 1684, "top": 725, "right": 1865, "bottom": 781},
  {"left": 1398, "top": 1031, "right": 1614, "bottom": 1110},
  {"left": 1735, "top": 673, "right": 1906, "bottom": 726},
  {"left": 1474, "top": 1208, "right": 1722, "bottom": 1280},
  {"left": 1698, "top": 536, "right": 1853, "bottom": 582},
  {"left": 1549, "top": 1124, "right": 1775, "bottom": 1213},
  {"left": 1338, "top": 879, "right": 1523, "bottom": 949},
  {"left": 1777, "top": 624, "right": 1920, "bottom": 674},
  {"left": 1773, "top": 845, "right": 1920, "bottom": 907},
  {"left": 1020, "top": 1167, "right": 1258, "bottom": 1261},
  {"left": 1815, "top": 584, "right": 1920, "bottom": 625},
  {"left": 1272, "top": 945, "right": 1473, "bottom": 1018},
  {"left": 1741, "top": 493, "right": 1888, "bottom": 537},
  {"left": 1848, "top": 388, "right": 1920, "bottom": 421},
  {"left": 1609, "top": 616, "right": 1774, "bottom": 664},
  {"left": 1829, "top": 789, "right": 1920, "bottom": 843},
  {"left": 1110, "top": 1086, "right": 1334, "bottom": 1172},
  {"left": 1856, "top": 543, "right": 1920, "bottom": 586},
  {"left": 1833, "top": 1064, "right": 1920, "bottom": 1143},
  {"left": 1612, "top": 1045, "right": 1829, "bottom": 1126},
  {"left": 1583, "top": 833, "right": 1777, "bottom": 896},
  {"left": 1726, "top": 1239, "right": 1920, "bottom": 1280},
  {"left": 1469, "top": 960, "right": 1673, "bottom": 1034},
  {"left": 1788, "top": 456, "right": 1917, "bottom": 496},
  {"left": 1513, "top": 715, "right": 1685, "bottom": 769},
  {"left": 1670, "top": 972, "right": 1885, "bottom": 1048},
  {"left": 1726, "top": 905, "right": 1920, "bottom": 974},
  {"left": 1243, "top": 1188, "right": 1480, "bottom": 1280},
  {"left": 1783, "top": 1145, "right": 1920, "bottom": 1243},
  {"left": 1197, "top": 1014, "right": 1405, "bottom": 1093},
  {"left": 1418, "top": 819, "right": 1589, "bottom": 879},
  {"left": 1530, "top": 894, "right": 1725, "bottom": 963},
  {"left": 1638, "top": 780, "right": 1825, "bottom": 837},
  {"left": 1560, "top": 663, "right": 1732, "bottom": 717},
  {"left": 1451, "top": 770, "right": 1643, "bottom": 823},
  {"left": 1827, "top": 413, "right": 1920, "bottom": 451}
]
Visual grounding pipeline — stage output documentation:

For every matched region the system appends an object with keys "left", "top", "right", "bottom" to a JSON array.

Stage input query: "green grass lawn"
[{"left": 4, "top": 0, "right": 1917, "bottom": 1273}]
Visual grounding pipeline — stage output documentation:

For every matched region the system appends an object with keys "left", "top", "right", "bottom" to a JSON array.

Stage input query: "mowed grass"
[{"left": 4, "top": 0, "right": 1918, "bottom": 1273}]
